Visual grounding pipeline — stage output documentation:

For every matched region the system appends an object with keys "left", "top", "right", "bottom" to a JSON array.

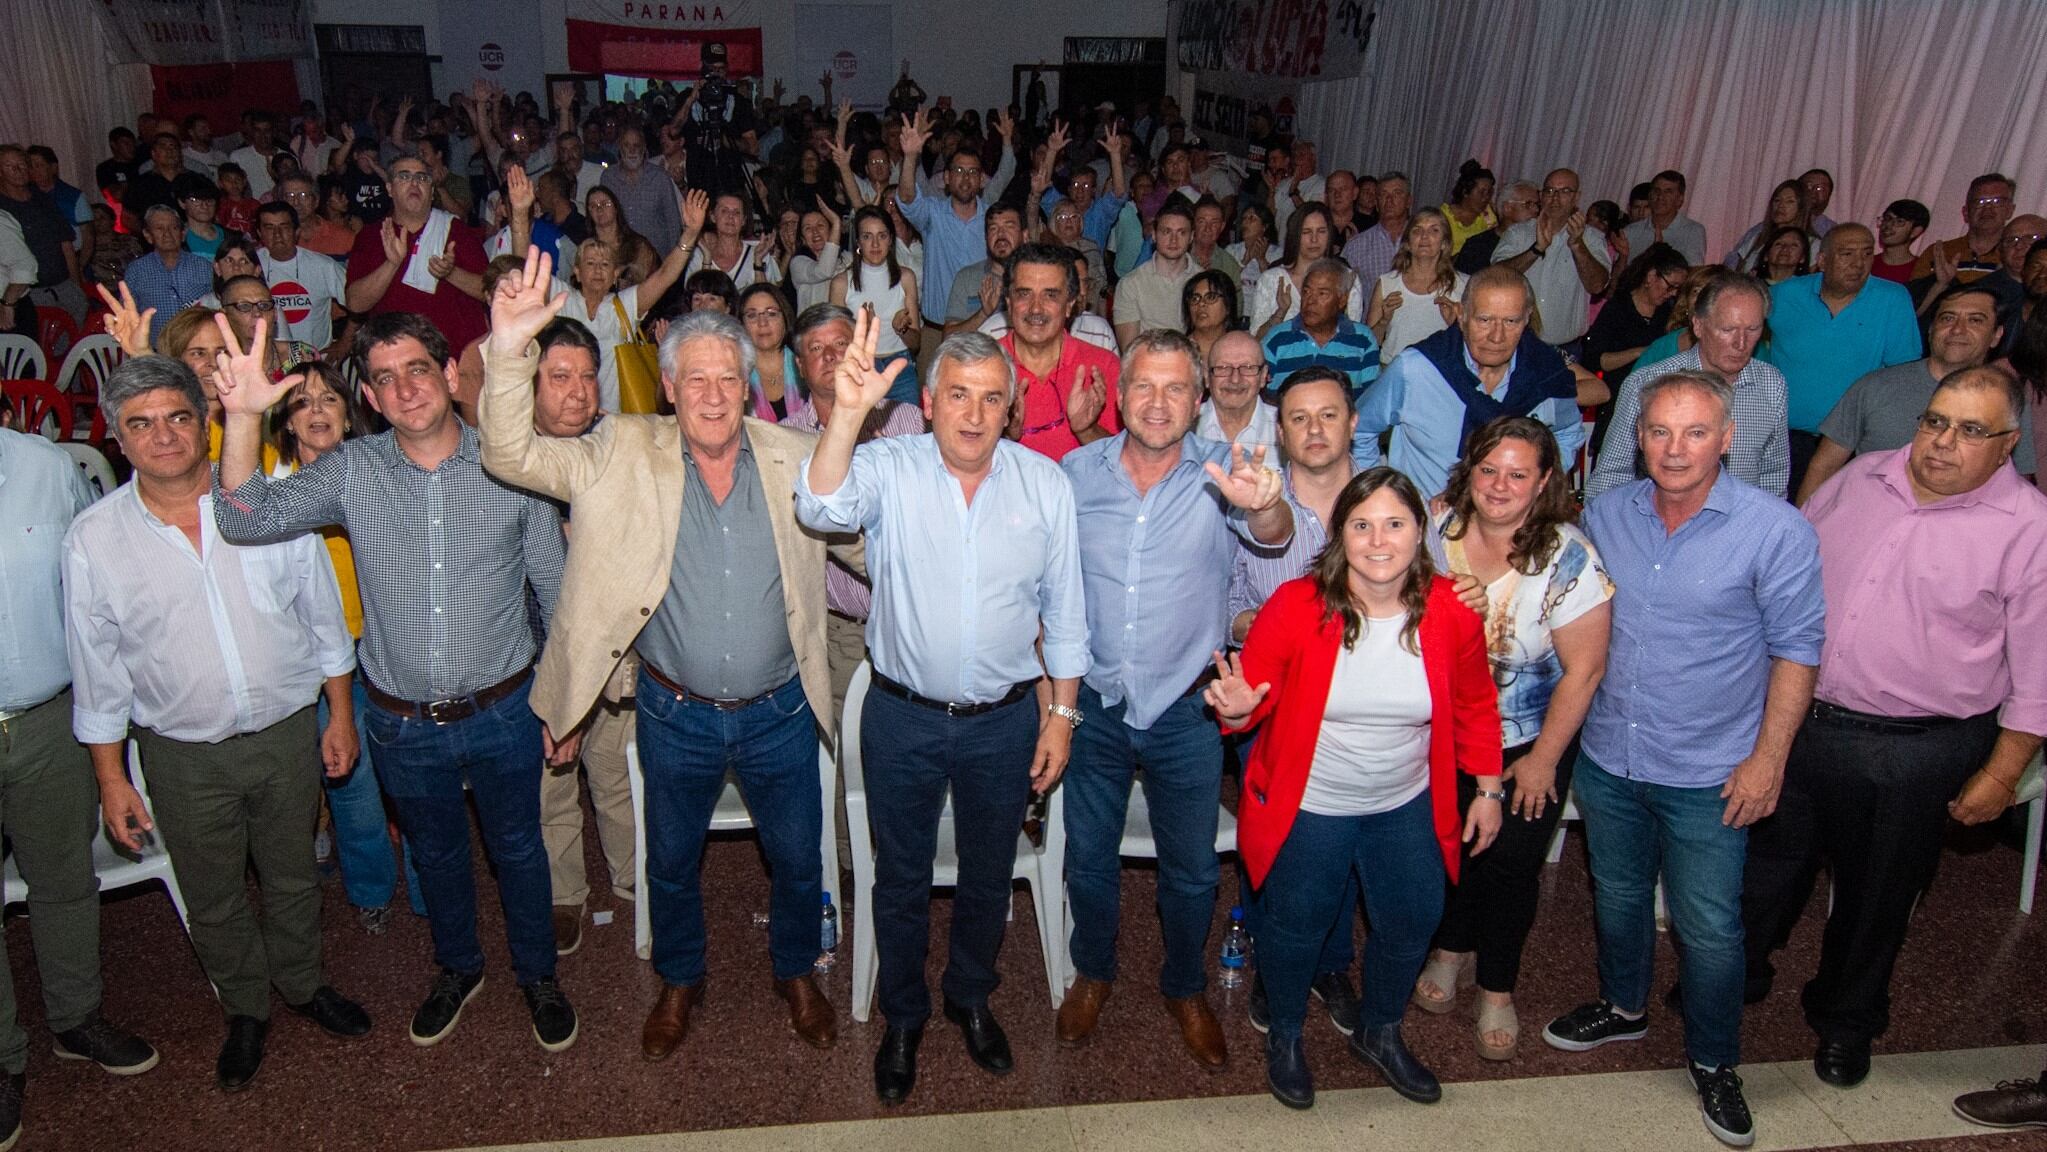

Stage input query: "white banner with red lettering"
[
  {"left": 97, "top": 0, "right": 312, "bottom": 65},
  {"left": 565, "top": 0, "right": 759, "bottom": 30}
]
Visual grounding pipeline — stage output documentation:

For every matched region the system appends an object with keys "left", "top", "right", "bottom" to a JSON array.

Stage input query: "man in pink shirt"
[{"left": 1745, "top": 364, "right": 2047, "bottom": 1093}]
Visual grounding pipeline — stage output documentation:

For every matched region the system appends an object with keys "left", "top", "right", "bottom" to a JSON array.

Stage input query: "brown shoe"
[
  {"left": 552, "top": 906, "right": 583, "bottom": 957},
  {"left": 1056, "top": 976, "right": 1112, "bottom": 1046},
  {"left": 640, "top": 983, "right": 704, "bottom": 1061},
  {"left": 1165, "top": 994, "right": 1228, "bottom": 1069},
  {"left": 775, "top": 974, "right": 837, "bottom": 1050}
]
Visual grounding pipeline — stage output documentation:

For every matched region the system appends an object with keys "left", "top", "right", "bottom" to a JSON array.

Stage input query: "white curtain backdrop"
[
  {"left": 0, "top": 0, "right": 153, "bottom": 189},
  {"left": 1294, "top": 0, "right": 2047, "bottom": 262}
]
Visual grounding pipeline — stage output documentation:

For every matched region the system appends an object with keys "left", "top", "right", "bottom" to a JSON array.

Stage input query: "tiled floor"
[{"left": 10, "top": 803, "right": 2043, "bottom": 1151}]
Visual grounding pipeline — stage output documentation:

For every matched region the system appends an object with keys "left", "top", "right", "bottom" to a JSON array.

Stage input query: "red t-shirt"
[
  {"left": 219, "top": 196, "right": 261, "bottom": 233},
  {"left": 1000, "top": 332, "right": 1122, "bottom": 462},
  {"left": 1871, "top": 254, "right": 1917, "bottom": 285},
  {"left": 347, "top": 215, "right": 489, "bottom": 354}
]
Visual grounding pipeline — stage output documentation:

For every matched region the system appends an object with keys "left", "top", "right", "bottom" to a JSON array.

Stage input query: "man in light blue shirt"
[
  {"left": 798, "top": 320, "right": 1087, "bottom": 1104},
  {"left": 1055, "top": 332, "right": 1291, "bottom": 1067},
  {"left": 1542, "top": 369, "right": 1823, "bottom": 1150},
  {"left": 895, "top": 111, "right": 993, "bottom": 343},
  {"left": 1352, "top": 266, "right": 1584, "bottom": 497}
]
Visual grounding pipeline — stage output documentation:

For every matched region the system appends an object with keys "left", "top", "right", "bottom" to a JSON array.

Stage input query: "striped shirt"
[
  {"left": 1262, "top": 317, "right": 1381, "bottom": 403},
  {"left": 1227, "top": 468, "right": 1336, "bottom": 622},
  {"left": 781, "top": 397, "right": 926, "bottom": 620},
  {"left": 215, "top": 422, "right": 567, "bottom": 702},
  {"left": 1584, "top": 346, "right": 1790, "bottom": 500}
]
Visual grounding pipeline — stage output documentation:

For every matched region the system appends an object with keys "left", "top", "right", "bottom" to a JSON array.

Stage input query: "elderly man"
[
  {"left": 1457, "top": 179, "right": 1538, "bottom": 274},
  {"left": 798, "top": 320, "right": 1088, "bottom": 1103},
  {"left": 1912, "top": 172, "right": 2017, "bottom": 283},
  {"left": 1056, "top": 332, "right": 1290, "bottom": 1068},
  {"left": 1342, "top": 171, "right": 1410, "bottom": 285},
  {"left": 1272, "top": 139, "right": 1325, "bottom": 237},
  {"left": 255, "top": 201, "right": 346, "bottom": 356},
  {"left": 1767, "top": 224, "right": 1922, "bottom": 490},
  {"left": 1493, "top": 169, "right": 1611, "bottom": 346},
  {"left": 1799, "top": 285, "right": 2032, "bottom": 502},
  {"left": 1201, "top": 330, "right": 1279, "bottom": 460},
  {"left": 345, "top": 154, "right": 490, "bottom": 354},
  {"left": 478, "top": 249, "right": 841, "bottom": 1058},
  {"left": 214, "top": 310, "right": 575, "bottom": 1054},
  {"left": 1113, "top": 199, "right": 1199, "bottom": 344},
  {"left": 70, "top": 355, "right": 369, "bottom": 1092},
  {"left": 1621, "top": 171, "right": 1708, "bottom": 266},
  {"left": 1262, "top": 259, "right": 1380, "bottom": 403},
  {"left": 123, "top": 205, "right": 212, "bottom": 345},
  {"left": 1045, "top": 142, "right": 1130, "bottom": 252},
  {"left": 1587, "top": 273, "right": 1791, "bottom": 499},
  {"left": 1746, "top": 366, "right": 2047, "bottom": 1092},
  {"left": 997, "top": 242, "right": 1122, "bottom": 461},
  {"left": 597, "top": 128, "right": 681, "bottom": 256},
  {"left": 1353, "top": 265, "right": 1584, "bottom": 497},
  {"left": 1545, "top": 370, "right": 1825, "bottom": 1150}
]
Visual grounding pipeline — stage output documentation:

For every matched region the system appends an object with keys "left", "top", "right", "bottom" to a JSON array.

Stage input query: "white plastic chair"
[
  {"left": 2017, "top": 751, "right": 2043, "bottom": 915},
  {"left": 53, "top": 333, "right": 123, "bottom": 398},
  {"left": 58, "top": 441, "right": 116, "bottom": 499},
  {"left": 0, "top": 334, "right": 47, "bottom": 383},
  {"left": 624, "top": 732, "right": 839, "bottom": 962},
  {"left": 1546, "top": 784, "right": 1666, "bottom": 927},
  {"left": 3, "top": 741, "right": 190, "bottom": 937},
  {"left": 842, "top": 662, "right": 1068, "bottom": 1021},
  {"left": 1060, "top": 781, "right": 1237, "bottom": 988}
]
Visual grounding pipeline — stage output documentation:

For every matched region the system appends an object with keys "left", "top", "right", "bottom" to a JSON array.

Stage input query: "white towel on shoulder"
[{"left": 400, "top": 209, "right": 454, "bottom": 295}]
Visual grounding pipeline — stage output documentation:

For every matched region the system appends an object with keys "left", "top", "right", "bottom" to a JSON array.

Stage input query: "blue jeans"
[
  {"left": 863, "top": 687, "right": 1036, "bottom": 1030},
  {"left": 1065, "top": 688, "right": 1221, "bottom": 998},
  {"left": 1575, "top": 751, "right": 1747, "bottom": 1069},
  {"left": 1235, "top": 731, "right": 1356, "bottom": 978},
  {"left": 319, "top": 677, "right": 425, "bottom": 914},
  {"left": 635, "top": 671, "right": 822, "bottom": 987},
  {"left": 363, "top": 679, "right": 554, "bottom": 985},
  {"left": 880, "top": 351, "right": 919, "bottom": 406},
  {"left": 1256, "top": 793, "right": 1443, "bottom": 1039}
]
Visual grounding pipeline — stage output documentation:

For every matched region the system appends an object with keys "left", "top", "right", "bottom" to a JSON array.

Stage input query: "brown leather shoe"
[
  {"left": 640, "top": 983, "right": 704, "bottom": 1062},
  {"left": 1057, "top": 976, "right": 1112, "bottom": 1045},
  {"left": 776, "top": 974, "right": 837, "bottom": 1049},
  {"left": 552, "top": 906, "right": 583, "bottom": 957},
  {"left": 1165, "top": 993, "right": 1228, "bottom": 1069}
]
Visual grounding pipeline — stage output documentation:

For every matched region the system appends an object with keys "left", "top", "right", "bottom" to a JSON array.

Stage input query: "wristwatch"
[{"left": 1048, "top": 703, "right": 1083, "bottom": 729}]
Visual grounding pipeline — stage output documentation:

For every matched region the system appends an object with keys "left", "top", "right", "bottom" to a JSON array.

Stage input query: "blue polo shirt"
[{"left": 1763, "top": 273, "right": 1921, "bottom": 434}]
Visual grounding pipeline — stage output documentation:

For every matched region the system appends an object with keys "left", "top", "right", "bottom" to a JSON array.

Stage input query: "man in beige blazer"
[{"left": 477, "top": 248, "right": 839, "bottom": 1060}]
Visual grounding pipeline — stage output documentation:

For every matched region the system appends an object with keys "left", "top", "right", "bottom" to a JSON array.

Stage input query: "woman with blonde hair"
[{"left": 1367, "top": 208, "right": 1467, "bottom": 363}]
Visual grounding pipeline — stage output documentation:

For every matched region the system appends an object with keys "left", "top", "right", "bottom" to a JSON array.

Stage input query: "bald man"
[{"left": 1199, "top": 330, "right": 1279, "bottom": 464}]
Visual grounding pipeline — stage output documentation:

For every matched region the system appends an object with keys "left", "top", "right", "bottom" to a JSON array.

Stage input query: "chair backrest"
[
  {"left": 841, "top": 661, "right": 873, "bottom": 802},
  {"left": 2, "top": 379, "right": 73, "bottom": 441},
  {"left": 0, "top": 334, "right": 46, "bottom": 383},
  {"left": 38, "top": 309, "right": 79, "bottom": 365},
  {"left": 59, "top": 441, "right": 118, "bottom": 498},
  {"left": 55, "top": 334, "right": 124, "bottom": 397}
]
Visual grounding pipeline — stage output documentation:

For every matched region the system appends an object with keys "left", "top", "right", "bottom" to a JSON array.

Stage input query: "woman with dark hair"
[
  {"left": 1724, "top": 180, "right": 1811, "bottom": 270},
  {"left": 738, "top": 281, "right": 799, "bottom": 420},
  {"left": 831, "top": 205, "right": 921, "bottom": 401},
  {"left": 1440, "top": 160, "right": 1497, "bottom": 257},
  {"left": 1208, "top": 466, "right": 1504, "bottom": 1110},
  {"left": 584, "top": 184, "right": 656, "bottom": 287},
  {"left": 785, "top": 203, "right": 849, "bottom": 312},
  {"left": 1754, "top": 223, "right": 1815, "bottom": 284},
  {"left": 684, "top": 267, "right": 738, "bottom": 314},
  {"left": 1368, "top": 207, "right": 1467, "bottom": 363},
  {"left": 1230, "top": 202, "right": 1280, "bottom": 321},
  {"left": 1584, "top": 241, "right": 1689, "bottom": 382},
  {"left": 1586, "top": 200, "right": 1629, "bottom": 271},
  {"left": 1251, "top": 201, "right": 1364, "bottom": 336},
  {"left": 687, "top": 191, "right": 782, "bottom": 290},
  {"left": 1411, "top": 418, "right": 1613, "bottom": 1062},
  {"left": 1182, "top": 268, "right": 1241, "bottom": 364},
  {"left": 202, "top": 233, "right": 265, "bottom": 308}
]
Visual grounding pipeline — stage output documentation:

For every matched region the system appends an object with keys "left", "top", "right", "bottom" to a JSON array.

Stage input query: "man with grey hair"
[
  {"left": 798, "top": 318, "right": 1088, "bottom": 1103},
  {"left": 1457, "top": 179, "right": 1539, "bottom": 274},
  {"left": 70, "top": 355, "right": 369, "bottom": 1092},
  {"left": 1587, "top": 273, "right": 1791, "bottom": 499},
  {"left": 1547, "top": 368, "right": 1824, "bottom": 1149},
  {"left": 476, "top": 249, "right": 841, "bottom": 1060},
  {"left": 122, "top": 203, "right": 211, "bottom": 344}
]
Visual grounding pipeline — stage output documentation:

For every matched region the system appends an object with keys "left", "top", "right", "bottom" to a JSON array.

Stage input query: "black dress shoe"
[
  {"left": 943, "top": 997, "right": 1013, "bottom": 1075},
  {"left": 287, "top": 986, "right": 372, "bottom": 1039},
  {"left": 1814, "top": 1038, "right": 1871, "bottom": 1088},
  {"left": 1348, "top": 1022, "right": 1441, "bottom": 1104},
  {"left": 873, "top": 1026, "right": 922, "bottom": 1103},
  {"left": 216, "top": 1016, "right": 268, "bottom": 1092}
]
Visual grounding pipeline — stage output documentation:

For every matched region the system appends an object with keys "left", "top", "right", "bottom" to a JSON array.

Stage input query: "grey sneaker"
[{"left": 52, "top": 1013, "right": 159, "bottom": 1075}]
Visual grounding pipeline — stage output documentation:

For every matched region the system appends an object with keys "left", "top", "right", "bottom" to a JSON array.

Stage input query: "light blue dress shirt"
[
  {"left": 1064, "top": 433, "right": 1274, "bottom": 730},
  {"left": 1580, "top": 470, "right": 1826, "bottom": 789},
  {"left": 796, "top": 434, "right": 1089, "bottom": 703},
  {"left": 897, "top": 187, "right": 988, "bottom": 325},
  {"left": 0, "top": 428, "right": 92, "bottom": 713},
  {"left": 1763, "top": 273, "right": 1922, "bottom": 433},
  {"left": 1351, "top": 344, "right": 1587, "bottom": 498}
]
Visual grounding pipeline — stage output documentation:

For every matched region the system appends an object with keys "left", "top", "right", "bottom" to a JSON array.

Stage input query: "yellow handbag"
[{"left": 612, "top": 295, "right": 662, "bottom": 414}]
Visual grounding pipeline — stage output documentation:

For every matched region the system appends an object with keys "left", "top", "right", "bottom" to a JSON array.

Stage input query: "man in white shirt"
[
  {"left": 1493, "top": 168, "right": 1612, "bottom": 346},
  {"left": 1621, "top": 170, "right": 1709, "bottom": 267},
  {"left": 1199, "top": 331, "right": 1279, "bottom": 461},
  {"left": 66, "top": 356, "right": 370, "bottom": 1092},
  {"left": 227, "top": 112, "right": 285, "bottom": 199},
  {"left": 255, "top": 202, "right": 346, "bottom": 355},
  {"left": 1273, "top": 141, "right": 1327, "bottom": 237}
]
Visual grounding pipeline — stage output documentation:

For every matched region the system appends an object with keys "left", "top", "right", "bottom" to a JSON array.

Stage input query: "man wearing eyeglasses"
[
  {"left": 1749, "top": 364, "right": 2047, "bottom": 1093},
  {"left": 255, "top": 201, "right": 346, "bottom": 356},
  {"left": 1455, "top": 179, "right": 1538, "bottom": 275},
  {"left": 1912, "top": 173, "right": 2017, "bottom": 284},
  {"left": 344, "top": 156, "right": 490, "bottom": 354},
  {"left": 1494, "top": 168, "right": 1611, "bottom": 346},
  {"left": 1199, "top": 331, "right": 1278, "bottom": 464}
]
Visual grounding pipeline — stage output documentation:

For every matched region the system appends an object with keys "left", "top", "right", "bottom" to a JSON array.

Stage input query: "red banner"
[
  {"left": 150, "top": 60, "right": 302, "bottom": 128},
  {"left": 565, "top": 20, "right": 762, "bottom": 79}
]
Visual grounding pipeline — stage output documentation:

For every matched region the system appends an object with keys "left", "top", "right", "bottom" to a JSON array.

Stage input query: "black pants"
[
  {"left": 1432, "top": 739, "right": 1575, "bottom": 993},
  {"left": 1741, "top": 705, "right": 1999, "bottom": 1045},
  {"left": 1787, "top": 429, "right": 1824, "bottom": 500}
]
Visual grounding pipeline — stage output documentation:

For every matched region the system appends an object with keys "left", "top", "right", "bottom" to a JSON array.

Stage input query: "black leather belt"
[
  {"left": 641, "top": 661, "right": 787, "bottom": 712},
  {"left": 1809, "top": 699, "right": 1966, "bottom": 735},
  {"left": 872, "top": 671, "right": 1033, "bottom": 717},
  {"left": 365, "top": 666, "right": 531, "bottom": 725}
]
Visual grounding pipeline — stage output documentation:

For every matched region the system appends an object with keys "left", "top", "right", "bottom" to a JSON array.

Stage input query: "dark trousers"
[
  {"left": 863, "top": 688, "right": 1036, "bottom": 1030},
  {"left": 1742, "top": 706, "right": 1998, "bottom": 1045},
  {"left": 1434, "top": 739, "right": 1576, "bottom": 993},
  {"left": 1787, "top": 429, "right": 1823, "bottom": 499}
]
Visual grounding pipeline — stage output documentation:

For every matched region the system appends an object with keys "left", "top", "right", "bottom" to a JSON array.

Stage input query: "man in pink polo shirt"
[
  {"left": 997, "top": 242, "right": 1120, "bottom": 461},
  {"left": 1745, "top": 364, "right": 2047, "bottom": 1094}
]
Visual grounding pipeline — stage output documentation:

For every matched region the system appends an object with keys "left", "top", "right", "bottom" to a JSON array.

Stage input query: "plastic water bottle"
[
  {"left": 1218, "top": 904, "right": 1249, "bottom": 989},
  {"left": 815, "top": 892, "right": 839, "bottom": 974}
]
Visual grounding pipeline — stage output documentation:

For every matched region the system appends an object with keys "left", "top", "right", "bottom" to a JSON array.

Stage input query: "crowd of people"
[{"left": 3, "top": 52, "right": 2047, "bottom": 1152}]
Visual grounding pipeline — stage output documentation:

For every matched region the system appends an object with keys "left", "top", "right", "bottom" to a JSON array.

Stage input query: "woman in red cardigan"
[{"left": 1207, "top": 466, "right": 1504, "bottom": 1110}]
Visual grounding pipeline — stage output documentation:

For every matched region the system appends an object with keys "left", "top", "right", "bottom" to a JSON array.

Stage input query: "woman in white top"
[
  {"left": 1412, "top": 417, "right": 1613, "bottom": 1063},
  {"left": 558, "top": 187, "right": 705, "bottom": 412},
  {"left": 1367, "top": 208, "right": 1468, "bottom": 364},
  {"left": 1228, "top": 202, "right": 1281, "bottom": 315},
  {"left": 831, "top": 205, "right": 921, "bottom": 403},
  {"left": 1251, "top": 201, "right": 1365, "bottom": 337},
  {"left": 686, "top": 191, "right": 781, "bottom": 291},
  {"left": 784, "top": 201, "right": 850, "bottom": 313}
]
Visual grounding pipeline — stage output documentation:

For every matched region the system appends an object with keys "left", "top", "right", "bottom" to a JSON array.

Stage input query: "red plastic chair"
[
  {"left": 38, "top": 309, "right": 80, "bottom": 366},
  {"left": 1, "top": 378, "right": 74, "bottom": 441}
]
